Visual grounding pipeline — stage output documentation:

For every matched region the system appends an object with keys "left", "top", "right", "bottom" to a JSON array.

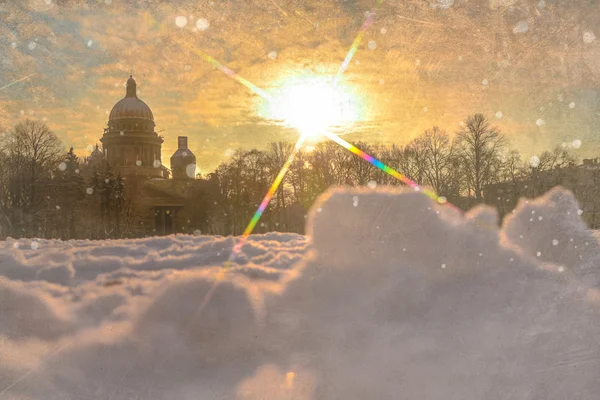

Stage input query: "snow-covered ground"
[{"left": 1, "top": 186, "right": 600, "bottom": 399}]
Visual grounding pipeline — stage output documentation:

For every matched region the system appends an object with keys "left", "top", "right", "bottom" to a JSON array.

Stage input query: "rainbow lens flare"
[
  {"left": 321, "top": 131, "right": 445, "bottom": 204},
  {"left": 228, "top": 136, "right": 306, "bottom": 263},
  {"left": 336, "top": 0, "right": 385, "bottom": 82},
  {"left": 179, "top": 43, "right": 272, "bottom": 101}
]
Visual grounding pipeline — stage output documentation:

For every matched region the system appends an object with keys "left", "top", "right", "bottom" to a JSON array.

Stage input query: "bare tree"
[
  {"left": 456, "top": 114, "right": 507, "bottom": 202},
  {"left": 527, "top": 146, "right": 576, "bottom": 197},
  {"left": 410, "top": 127, "right": 455, "bottom": 195},
  {"left": 0, "top": 120, "right": 63, "bottom": 236}
]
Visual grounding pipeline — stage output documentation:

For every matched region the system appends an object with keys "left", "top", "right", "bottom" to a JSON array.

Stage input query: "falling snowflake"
[
  {"left": 529, "top": 155, "right": 540, "bottom": 168},
  {"left": 441, "top": 264, "right": 447, "bottom": 269},
  {"left": 572, "top": 139, "right": 582, "bottom": 149},
  {"left": 186, "top": 164, "right": 196, "bottom": 178},
  {"left": 536, "top": 119, "right": 545, "bottom": 127},
  {"left": 58, "top": 162, "right": 67, "bottom": 171},
  {"left": 367, "top": 181, "right": 377, "bottom": 189},
  {"left": 28, "top": 42, "right": 37, "bottom": 50},
  {"left": 437, "top": 196, "right": 447, "bottom": 204},
  {"left": 482, "top": 78, "right": 489, "bottom": 86},
  {"left": 367, "top": 40, "right": 377, "bottom": 50},
  {"left": 196, "top": 18, "right": 210, "bottom": 31},
  {"left": 352, "top": 196, "right": 359, "bottom": 207},
  {"left": 495, "top": 111, "right": 503, "bottom": 119},
  {"left": 513, "top": 21, "right": 529, "bottom": 34},
  {"left": 31, "top": 241, "right": 39, "bottom": 250},
  {"left": 153, "top": 160, "right": 162, "bottom": 168},
  {"left": 431, "top": 0, "right": 454, "bottom": 9},
  {"left": 536, "top": 251, "right": 541, "bottom": 257},
  {"left": 87, "top": 40, "right": 93, "bottom": 47},
  {"left": 120, "top": 131, "right": 124, "bottom": 136},
  {"left": 86, "top": 187, "right": 94, "bottom": 195},
  {"left": 577, "top": 209, "right": 584, "bottom": 216},
  {"left": 268, "top": 51, "right": 278, "bottom": 60},
  {"left": 175, "top": 16, "right": 188, "bottom": 28},
  {"left": 583, "top": 31, "right": 596, "bottom": 44},
  {"left": 380, "top": 27, "right": 387, "bottom": 34},
  {"left": 569, "top": 102, "right": 576, "bottom": 109},
  {"left": 136, "top": 160, "right": 142, "bottom": 166}
]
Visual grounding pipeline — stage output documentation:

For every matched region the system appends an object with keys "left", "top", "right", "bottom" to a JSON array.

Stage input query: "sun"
[{"left": 264, "top": 76, "right": 361, "bottom": 139}]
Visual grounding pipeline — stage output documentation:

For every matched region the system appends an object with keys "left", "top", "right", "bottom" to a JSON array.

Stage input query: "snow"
[{"left": 1, "top": 187, "right": 600, "bottom": 398}]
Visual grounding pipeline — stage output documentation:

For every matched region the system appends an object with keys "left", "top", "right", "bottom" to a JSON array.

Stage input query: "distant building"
[
  {"left": 86, "top": 75, "right": 212, "bottom": 236},
  {"left": 170, "top": 136, "right": 197, "bottom": 180},
  {"left": 484, "top": 159, "right": 600, "bottom": 227},
  {"left": 100, "top": 75, "right": 167, "bottom": 179}
]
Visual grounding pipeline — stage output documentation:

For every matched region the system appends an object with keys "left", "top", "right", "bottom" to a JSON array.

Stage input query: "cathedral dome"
[{"left": 108, "top": 76, "right": 154, "bottom": 121}]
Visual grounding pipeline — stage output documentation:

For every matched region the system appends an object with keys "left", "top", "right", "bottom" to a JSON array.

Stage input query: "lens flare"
[
  {"left": 265, "top": 77, "right": 360, "bottom": 139},
  {"left": 228, "top": 136, "right": 306, "bottom": 262}
]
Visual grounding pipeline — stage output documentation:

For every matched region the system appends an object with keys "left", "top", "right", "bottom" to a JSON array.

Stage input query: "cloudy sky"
[{"left": 1, "top": 0, "right": 600, "bottom": 172}]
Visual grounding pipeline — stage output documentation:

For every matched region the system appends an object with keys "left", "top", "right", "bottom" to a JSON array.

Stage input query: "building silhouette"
[
  {"left": 87, "top": 75, "right": 209, "bottom": 236},
  {"left": 101, "top": 75, "right": 167, "bottom": 178}
]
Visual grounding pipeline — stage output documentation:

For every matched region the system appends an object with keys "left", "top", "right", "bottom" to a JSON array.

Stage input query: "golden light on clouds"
[{"left": 2, "top": 0, "right": 600, "bottom": 171}]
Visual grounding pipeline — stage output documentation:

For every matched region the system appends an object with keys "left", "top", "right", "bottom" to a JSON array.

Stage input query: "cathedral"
[{"left": 89, "top": 75, "right": 210, "bottom": 236}]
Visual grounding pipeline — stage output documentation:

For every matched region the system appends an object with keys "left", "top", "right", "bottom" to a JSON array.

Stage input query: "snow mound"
[
  {"left": 503, "top": 187, "right": 600, "bottom": 281},
  {"left": 1, "top": 187, "right": 599, "bottom": 399}
]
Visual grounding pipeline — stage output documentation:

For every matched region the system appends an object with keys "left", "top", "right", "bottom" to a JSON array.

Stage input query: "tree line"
[
  {"left": 208, "top": 114, "right": 576, "bottom": 234},
  {"left": 0, "top": 114, "right": 581, "bottom": 239}
]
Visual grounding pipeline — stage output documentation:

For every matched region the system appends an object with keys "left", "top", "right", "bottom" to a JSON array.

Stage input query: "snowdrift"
[{"left": 1, "top": 186, "right": 599, "bottom": 399}]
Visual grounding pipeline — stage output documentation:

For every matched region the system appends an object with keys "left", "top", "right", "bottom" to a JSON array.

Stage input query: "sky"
[{"left": 1, "top": 0, "right": 600, "bottom": 172}]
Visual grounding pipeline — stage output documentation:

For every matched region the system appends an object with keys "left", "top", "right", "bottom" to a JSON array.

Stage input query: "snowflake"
[
  {"left": 513, "top": 21, "right": 529, "bottom": 34},
  {"left": 196, "top": 18, "right": 210, "bottom": 31},
  {"left": 175, "top": 16, "right": 188, "bottom": 28},
  {"left": 583, "top": 31, "right": 596, "bottom": 44},
  {"left": 529, "top": 155, "right": 540, "bottom": 168}
]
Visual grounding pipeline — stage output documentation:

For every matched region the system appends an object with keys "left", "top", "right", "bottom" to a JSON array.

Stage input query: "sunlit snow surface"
[{"left": 2, "top": 187, "right": 600, "bottom": 399}]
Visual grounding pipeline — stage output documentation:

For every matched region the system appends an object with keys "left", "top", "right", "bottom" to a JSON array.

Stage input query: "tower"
[
  {"left": 100, "top": 75, "right": 165, "bottom": 178},
  {"left": 170, "top": 136, "right": 197, "bottom": 179}
]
